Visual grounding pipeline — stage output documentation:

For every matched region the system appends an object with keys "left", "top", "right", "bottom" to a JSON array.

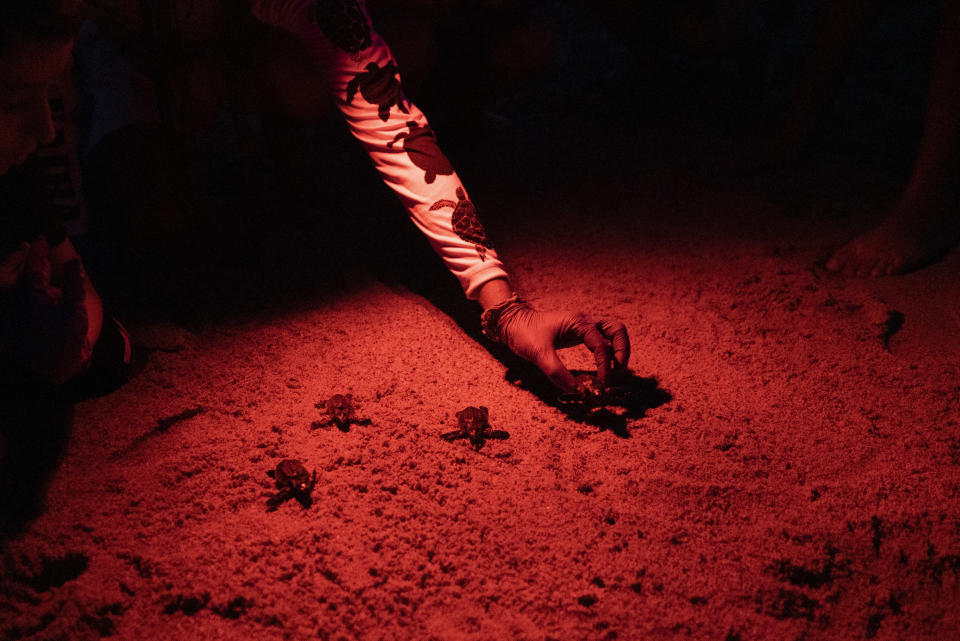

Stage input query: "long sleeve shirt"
[{"left": 250, "top": 0, "right": 509, "bottom": 299}]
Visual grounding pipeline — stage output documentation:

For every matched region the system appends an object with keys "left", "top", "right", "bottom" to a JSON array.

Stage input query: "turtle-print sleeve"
[{"left": 250, "top": 0, "right": 509, "bottom": 299}]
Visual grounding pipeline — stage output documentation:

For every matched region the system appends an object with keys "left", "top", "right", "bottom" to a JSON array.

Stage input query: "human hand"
[
  {"left": 482, "top": 295, "right": 630, "bottom": 393},
  {"left": 2, "top": 238, "right": 90, "bottom": 383},
  {"left": 0, "top": 243, "right": 31, "bottom": 291}
]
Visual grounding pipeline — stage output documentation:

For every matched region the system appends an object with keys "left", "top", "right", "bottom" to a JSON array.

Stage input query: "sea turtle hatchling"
[
  {"left": 558, "top": 374, "right": 605, "bottom": 406},
  {"left": 266, "top": 459, "right": 317, "bottom": 511},
  {"left": 558, "top": 374, "right": 630, "bottom": 410},
  {"left": 440, "top": 406, "right": 509, "bottom": 451},
  {"left": 312, "top": 394, "right": 372, "bottom": 431}
]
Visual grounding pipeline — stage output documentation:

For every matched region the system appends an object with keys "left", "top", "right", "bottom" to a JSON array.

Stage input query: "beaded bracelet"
[{"left": 480, "top": 293, "right": 524, "bottom": 343}]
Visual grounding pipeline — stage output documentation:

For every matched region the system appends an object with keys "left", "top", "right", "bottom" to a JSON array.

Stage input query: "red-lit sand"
[{"left": 3, "top": 158, "right": 960, "bottom": 641}]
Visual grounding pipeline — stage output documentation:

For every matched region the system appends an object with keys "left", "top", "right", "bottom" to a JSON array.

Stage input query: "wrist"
[
  {"left": 477, "top": 277, "right": 514, "bottom": 311},
  {"left": 480, "top": 293, "right": 527, "bottom": 343}
]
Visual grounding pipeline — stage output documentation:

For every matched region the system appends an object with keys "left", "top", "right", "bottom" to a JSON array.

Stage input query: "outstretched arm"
[
  {"left": 250, "top": 1, "right": 631, "bottom": 392},
  {"left": 250, "top": 0, "right": 508, "bottom": 299}
]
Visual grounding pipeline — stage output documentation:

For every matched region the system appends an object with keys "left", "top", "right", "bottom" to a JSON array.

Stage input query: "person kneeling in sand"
[
  {"left": 0, "top": 0, "right": 131, "bottom": 393},
  {"left": 1, "top": 0, "right": 134, "bottom": 536}
]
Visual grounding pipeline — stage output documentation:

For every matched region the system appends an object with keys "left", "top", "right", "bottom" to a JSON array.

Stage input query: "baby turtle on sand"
[
  {"left": 558, "top": 374, "right": 605, "bottom": 407},
  {"left": 558, "top": 374, "right": 631, "bottom": 410},
  {"left": 440, "top": 406, "right": 509, "bottom": 451},
  {"left": 312, "top": 394, "right": 372, "bottom": 432},
  {"left": 266, "top": 459, "right": 317, "bottom": 511}
]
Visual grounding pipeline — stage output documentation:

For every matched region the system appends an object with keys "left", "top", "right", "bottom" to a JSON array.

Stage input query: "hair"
[{"left": 0, "top": 0, "right": 85, "bottom": 55}]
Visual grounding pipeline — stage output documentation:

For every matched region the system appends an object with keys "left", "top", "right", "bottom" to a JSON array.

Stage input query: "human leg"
[{"left": 826, "top": 1, "right": 960, "bottom": 275}]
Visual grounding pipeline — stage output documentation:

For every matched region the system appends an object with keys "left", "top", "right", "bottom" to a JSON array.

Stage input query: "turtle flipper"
[
  {"left": 294, "top": 490, "right": 314, "bottom": 509},
  {"left": 488, "top": 430, "right": 510, "bottom": 441},
  {"left": 387, "top": 131, "right": 406, "bottom": 149},
  {"left": 440, "top": 430, "right": 465, "bottom": 441},
  {"left": 429, "top": 200, "right": 456, "bottom": 211},
  {"left": 310, "top": 418, "right": 332, "bottom": 430},
  {"left": 345, "top": 76, "right": 360, "bottom": 105},
  {"left": 267, "top": 489, "right": 294, "bottom": 511}
]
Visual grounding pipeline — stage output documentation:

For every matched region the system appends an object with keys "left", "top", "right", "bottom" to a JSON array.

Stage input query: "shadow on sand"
[
  {"left": 380, "top": 238, "right": 673, "bottom": 438},
  {"left": 0, "top": 389, "right": 73, "bottom": 540},
  {"left": 504, "top": 362, "right": 672, "bottom": 437}
]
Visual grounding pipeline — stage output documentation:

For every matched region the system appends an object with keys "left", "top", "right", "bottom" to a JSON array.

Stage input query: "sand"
[
  {"left": 3, "top": 5, "right": 960, "bottom": 638},
  {"left": 3, "top": 149, "right": 959, "bottom": 640}
]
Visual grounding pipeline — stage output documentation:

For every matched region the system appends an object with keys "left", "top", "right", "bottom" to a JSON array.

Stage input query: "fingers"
[
  {"left": 535, "top": 349, "right": 579, "bottom": 393},
  {"left": 597, "top": 319, "right": 630, "bottom": 370},
  {"left": 0, "top": 243, "right": 30, "bottom": 289},
  {"left": 25, "top": 236, "right": 50, "bottom": 273},
  {"left": 500, "top": 306, "right": 629, "bottom": 392},
  {"left": 578, "top": 320, "right": 615, "bottom": 384},
  {"left": 561, "top": 315, "right": 631, "bottom": 387}
]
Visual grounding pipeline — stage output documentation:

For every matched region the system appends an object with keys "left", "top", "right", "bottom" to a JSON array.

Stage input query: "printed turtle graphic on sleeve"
[
  {"left": 430, "top": 187, "right": 492, "bottom": 261},
  {"left": 343, "top": 61, "right": 409, "bottom": 122},
  {"left": 250, "top": 0, "right": 510, "bottom": 299},
  {"left": 387, "top": 121, "right": 454, "bottom": 184},
  {"left": 309, "top": 0, "right": 372, "bottom": 56}
]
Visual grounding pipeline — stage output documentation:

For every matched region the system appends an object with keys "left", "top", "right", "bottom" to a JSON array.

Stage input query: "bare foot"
[{"left": 826, "top": 198, "right": 959, "bottom": 276}]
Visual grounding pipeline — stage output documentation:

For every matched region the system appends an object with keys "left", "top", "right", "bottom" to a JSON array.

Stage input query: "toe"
[
  {"left": 886, "top": 256, "right": 906, "bottom": 276},
  {"left": 825, "top": 250, "right": 846, "bottom": 272},
  {"left": 825, "top": 247, "right": 847, "bottom": 272}
]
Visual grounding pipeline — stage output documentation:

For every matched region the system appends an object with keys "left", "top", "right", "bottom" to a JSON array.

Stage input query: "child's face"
[{"left": 0, "top": 37, "right": 73, "bottom": 175}]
